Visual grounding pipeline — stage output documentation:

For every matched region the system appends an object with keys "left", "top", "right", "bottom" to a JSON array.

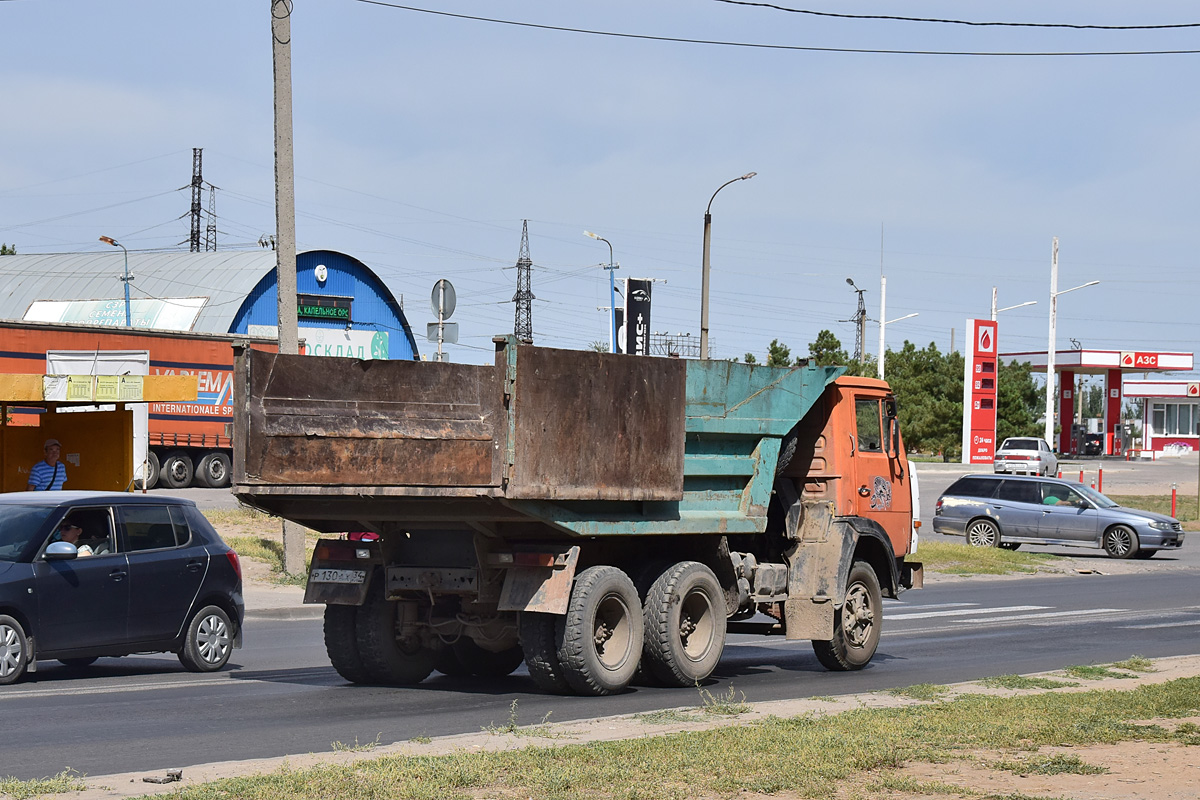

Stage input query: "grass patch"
[
  {"left": 482, "top": 700, "right": 560, "bottom": 738},
  {"left": 918, "top": 541, "right": 1056, "bottom": 575},
  {"left": 699, "top": 684, "right": 751, "bottom": 716},
  {"left": 1108, "top": 494, "right": 1198, "bottom": 526},
  {"left": 225, "top": 536, "right": 311, "bottom": 586},
  {"left": 1065, "top": 664, "right": 1137, "bottom": 680},
  {"left": 331, "top": 734, "right": 382, "bottom": 752},
  {"left": 156, "top": 677, "right": 1200, "bottom": 800},
  {"left": 1112, "top": 655, "right": 1156, "bottom": 673},
  {"left": 981, "top": 674, "right": 1079, "bottom": 690},
  {"left": 889, "top": 683, "right": 951, "bottom": 701},
  {"left": 993, "top": 753, "right": 1107, "bottom": 776},
  {"left": 636, "top": 708, "right": 700, "bottom": 725},
  {"left": 0, "top": 770, "right": 87, "bottom": 799}
]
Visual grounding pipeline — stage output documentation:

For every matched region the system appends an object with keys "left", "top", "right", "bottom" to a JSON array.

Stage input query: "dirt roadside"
[{"left": 64, "top": 655, "right": 1200, "bottom": 800}]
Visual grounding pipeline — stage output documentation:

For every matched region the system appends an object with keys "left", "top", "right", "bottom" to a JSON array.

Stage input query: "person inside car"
[{"left": 53, "top": 521, "right": 93, "bottom": 556}]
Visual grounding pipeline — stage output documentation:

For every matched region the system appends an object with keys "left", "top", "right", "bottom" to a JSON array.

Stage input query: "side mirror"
[
  {"left": 885, "top": 416, "right": 901, "bottom": 458},
  {"left": 44, "top": 541, "right": 79, "bottom": 560}
]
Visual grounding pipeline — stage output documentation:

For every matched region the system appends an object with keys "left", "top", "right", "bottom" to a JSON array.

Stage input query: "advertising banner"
[
  {"left": 961, "top": 318, "right": 999, "bottom": 465},
  {"left": 624, "top": 278, "right": 652, "bottom": 356}
]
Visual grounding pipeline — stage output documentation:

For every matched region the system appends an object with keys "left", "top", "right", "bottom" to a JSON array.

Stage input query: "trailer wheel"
[
  {"left": 642, "top": 561, "right": 726, "bottom": 687},
  {"left": 354, "top": 591, "right": 436, "bottom": 685},
  {"left": 135, "top": 451, "right": 160, "bottom": 490},
  {"left": 159, "top": 451, "right": 194, "bottom": 489},
  {"left": 196, "top": 452, "right": 231, "bottom": 488},
  {"left": 324, "top": 604, "right": 372, "bottom": 684},
  {"left": 443, "top": 639, "right": 524, "bottom": 678},
  {"left": 812, "top": 560, "right": 882, "bottom": 672},
  {"left": 555, "top": 566, "right": 643, "bottom": 696},
  {"left": 518, "top": 612, "right": 571, "bottom": 694}
]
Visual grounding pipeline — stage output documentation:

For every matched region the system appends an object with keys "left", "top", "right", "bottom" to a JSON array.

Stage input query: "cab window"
[
  {"left": 49, "top": 507, "right": 117, "bottom": 557},
  {"left": 854, "top": 399, "right": 883, "bottom": 452}
]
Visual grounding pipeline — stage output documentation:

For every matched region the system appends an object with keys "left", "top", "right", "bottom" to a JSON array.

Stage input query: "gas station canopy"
[{"left": 1000, "top": 349, "right": 1193, "bottom": 375}]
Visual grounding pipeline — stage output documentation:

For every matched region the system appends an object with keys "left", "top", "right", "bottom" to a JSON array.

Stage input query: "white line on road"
[
  {"left": 1120, "top": 621, "right": 1200, "bottom": 630},
  {"left": 888, "top": 605, "right": 1048, "bottom": 621}
]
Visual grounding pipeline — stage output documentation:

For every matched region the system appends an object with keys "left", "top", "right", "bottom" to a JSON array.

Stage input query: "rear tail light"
[
  {"left": 225, "top": 550, "right": 242, "bottom": 580},
  {"left": 935, "top": 498, "right": 944, "bottom": 513}
]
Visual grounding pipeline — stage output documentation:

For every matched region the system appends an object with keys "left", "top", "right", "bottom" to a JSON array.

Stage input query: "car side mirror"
[{"left": 44, "top": 541, "right": 79, "bottom": 560}]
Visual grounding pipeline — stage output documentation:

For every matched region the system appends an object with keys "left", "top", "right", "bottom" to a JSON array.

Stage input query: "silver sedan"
[{"left": 933, "top": 474, "right": 1185, "bottom": 559}]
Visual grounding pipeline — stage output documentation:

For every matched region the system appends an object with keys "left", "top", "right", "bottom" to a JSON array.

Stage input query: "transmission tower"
[
  {"left": 204, "top": 184, "right": 218, "bottom": 251},
  {"left": 512, "top": 220, "right": 535, "bottom": 344},
  {"left": 840, "top": 278, "right": 869, "bottom": 362},
  {"left": 188, "top": 148, "right": 204, "bottom": 252}
]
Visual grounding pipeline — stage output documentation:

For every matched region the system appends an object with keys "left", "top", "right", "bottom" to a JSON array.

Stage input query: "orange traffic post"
[
  {"left": 1079, "top": 468, "right": 1084, "bottom": 483},
  {"left": 1172, "top": 483, "right": 1178, "bottom": 517},
  {"left": 1098, "top": 468, "right": 1103, "bottom": 493}
]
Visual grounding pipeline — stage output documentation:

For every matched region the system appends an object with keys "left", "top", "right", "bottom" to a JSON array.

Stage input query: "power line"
[
  {"left": 348, "top": 0, "right": 1200, "bottom": 57},
  {"left": 712, "top": 1, "right": 1200, "bottom": 31}
]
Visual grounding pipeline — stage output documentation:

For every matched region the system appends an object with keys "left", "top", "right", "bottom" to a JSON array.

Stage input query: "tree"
[
  {"left": 743, "top": 353, "right": 757, "bottom": 364},
  {"left": 807, "top": 330, "right": 849, "bottom": 367},
  {"left": 588, "top": 341, "right": 607, "bottom": 352},
  {"left": 884, "top": 341, "right": 963, "bottom": 461},
  {"left": 995, "top": 360, "right": 1042, "bottom": 442},
  {"left": 766, "top": 339, "right": 793, "bottom": 367},
  {"left": 0, "top": 244, "right": 15, "bottom": 255}
]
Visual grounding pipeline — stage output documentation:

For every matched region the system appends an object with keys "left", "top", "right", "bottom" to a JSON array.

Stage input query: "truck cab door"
[{"left": 850, "top": 396, "right": 912, "bottom": 553}]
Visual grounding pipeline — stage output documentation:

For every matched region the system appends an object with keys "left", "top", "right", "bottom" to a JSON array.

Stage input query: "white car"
[{"left": 993, "top": 437, "right": 1058, "bottom": 476}]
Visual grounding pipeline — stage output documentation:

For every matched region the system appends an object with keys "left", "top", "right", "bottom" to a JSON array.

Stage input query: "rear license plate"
[{"left": 310, "top": 568, "right": 366, "bottom": 585}]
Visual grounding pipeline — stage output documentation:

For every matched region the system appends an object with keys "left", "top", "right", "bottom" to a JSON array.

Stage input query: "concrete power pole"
[{"left": 272, "top": 0, "right": 303, "bottom": 575}]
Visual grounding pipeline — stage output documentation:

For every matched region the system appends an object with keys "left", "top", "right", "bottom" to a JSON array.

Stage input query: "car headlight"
[{"left": 1148, "top": 521, "right": 1174, "bottom": 531}]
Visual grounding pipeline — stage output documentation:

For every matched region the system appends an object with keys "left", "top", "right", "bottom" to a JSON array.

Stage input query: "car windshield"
[
  {"left": 0, "top": 504, "right": 57, "bottom": 561},
  {"left": 1000, "top": 439, "right": 1039, "bottom": 451},
  {"left": 1075, "top": 484, "right": 1120, "bottom": 509}
]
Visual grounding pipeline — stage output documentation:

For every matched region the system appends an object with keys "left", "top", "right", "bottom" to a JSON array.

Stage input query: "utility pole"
[
  {"left": 272, "top": 0, "right": 302, "bottom": 575},
  {"left": 188, "top": 148, "right": 204, "bottom": 253},
  {"left": 512, "top": 220, "right": 535, "bottom": 344},
  {"left": 843, "top": 278, "right": 868, "bottom": 363}
]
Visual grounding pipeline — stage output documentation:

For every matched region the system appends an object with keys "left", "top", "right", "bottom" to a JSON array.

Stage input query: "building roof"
[{"left": 0, "top": 251, "right": 277, "bottom": 334}]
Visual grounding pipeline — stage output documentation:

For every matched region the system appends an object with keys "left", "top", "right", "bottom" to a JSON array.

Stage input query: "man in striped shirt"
[{"left": 27, "top": 438, "right": 67, "bottom": 491}]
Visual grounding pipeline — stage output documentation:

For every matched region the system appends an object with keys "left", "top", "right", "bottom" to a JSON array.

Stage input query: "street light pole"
[
  {"left": 990, "top": 286, "right": 1037, "bottom": 321},
  {"left": 876, "top": 276, "right": 918, "bottom": 379},
  {"left": 99, "top": 236, "right": 131, "bottom": 326},
  {"left": 1043, "top": 237, "right": 1100, "bottom": 448},
  {"left": 584, "top": 231, "right": 618, "bottom": 353},
  {"left": 701, "top": 172, "right": 756, "bottom": 360}
]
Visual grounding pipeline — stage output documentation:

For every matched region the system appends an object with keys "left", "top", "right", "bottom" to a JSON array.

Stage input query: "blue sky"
[{"left": 2, "top": 1, "right": 1198, "bottom": 372}]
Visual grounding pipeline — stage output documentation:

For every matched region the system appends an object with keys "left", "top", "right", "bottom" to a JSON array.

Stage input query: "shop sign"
[
  {"left": 1120, "top": 351, "right": 1160, "bottom": 369},
  {"left": 298, "top": 294, "right": 351, "bottom": 321}
]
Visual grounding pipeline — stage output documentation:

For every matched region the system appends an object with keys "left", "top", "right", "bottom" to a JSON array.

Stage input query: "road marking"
[
  {"left": 884, "top": 601, "right": 979, "bottom": 610},
  {"left": 1120, "top": 621, "right": 1200, "bottom": 630},
  {"left": 888, "top": 605, "right": 1048, "bottom": 620}
]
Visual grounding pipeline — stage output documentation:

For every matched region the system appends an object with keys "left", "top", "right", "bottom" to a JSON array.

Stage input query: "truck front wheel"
[
  {"left": 354, "top": 592, "right": 437, "bottom": 685},
  {"left": 812, "top": 561, "right": 882, "bottom": 671},
  {"left": 555, "top": 566, "right": 643, "bottom": 696},
  {"left": 642, "top": 561, "right": 726, "bottom": 687}
]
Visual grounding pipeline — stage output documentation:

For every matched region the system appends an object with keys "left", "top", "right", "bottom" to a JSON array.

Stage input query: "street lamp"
[
  {"left": 876, "top": 275, "right": 918, "bottom": 379},
  {"left": 99, "top": 236, "right": 132, "bottom": 326},
  {"left": 1044, "top": 237, "right": 1099, "bottom": 447},
  {"left": 584, "top": 230, "right": 618, "bottom": 354},
  {"left": 990, "top": 286, "right": 1037, "bottom": 321},
  {"left": 701, "top": 171, "right": 756, "bottom": 360}
]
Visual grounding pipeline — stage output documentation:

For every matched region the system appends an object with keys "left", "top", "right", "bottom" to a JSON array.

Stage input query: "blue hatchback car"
[
  {"left": 933, "top": 474, "right": 1185, "bottom": 559},
  {"left": 0, "top": 492, "right": 243, "bottom": 685}
]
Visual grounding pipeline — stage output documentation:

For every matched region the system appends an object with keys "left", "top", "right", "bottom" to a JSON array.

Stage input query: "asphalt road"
[{"left": 3, "top": 570, "right": 1198, "bottom": 781}]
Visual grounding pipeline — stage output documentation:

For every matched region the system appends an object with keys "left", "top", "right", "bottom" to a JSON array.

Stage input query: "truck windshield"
[{"left": 0, "top": 505, "right": 56, "bottom": 561}]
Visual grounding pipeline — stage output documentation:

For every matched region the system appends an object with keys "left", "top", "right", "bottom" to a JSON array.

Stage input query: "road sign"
[
  {"left": 431, "top": 280, "right": 456, "bottom": 319},
  {"left": 427, "top": 322, "right": 459, "bottom": 344}
]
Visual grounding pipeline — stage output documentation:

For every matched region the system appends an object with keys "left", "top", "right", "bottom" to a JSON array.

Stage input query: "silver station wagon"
[{"left": 933, "top": 474, "right": 1185, "bottom": 559}]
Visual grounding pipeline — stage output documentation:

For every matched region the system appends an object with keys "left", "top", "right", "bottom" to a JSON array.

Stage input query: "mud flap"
[
  {"left": 497, "top": 545, "right": 580, "bottom": 614},
  {"left": 782, "top": 500, "right": 856, "bottom": 640}
]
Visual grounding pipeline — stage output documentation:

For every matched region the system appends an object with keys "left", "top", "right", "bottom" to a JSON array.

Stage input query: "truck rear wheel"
[
  {"left": 518, "top": 612, "right": 571, "bottom": 694},
  {"left": 812, "top": 560, "right": 882, "bottom": 671},
  {"left": 642, "top": 561, "right": 726, "bottom": 687},
  {"left": 555, "top": 565, "right": 643, "bottom": 696},
  {"left": 159, "top": 451, "right": 194, "bottom": 489},
  {"left": 196, "top": 452, "right": 231, "bottom": 488},
  {"left": 354, "top": 592, "right": 437, "bottom": 685},
  {"left": 324, "top": 604, "right": 372, "bottom": 684}
]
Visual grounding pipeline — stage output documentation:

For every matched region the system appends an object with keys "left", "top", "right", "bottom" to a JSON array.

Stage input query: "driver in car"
[{"left": 53, "top": 522, "right": 93, "bottom": 556}]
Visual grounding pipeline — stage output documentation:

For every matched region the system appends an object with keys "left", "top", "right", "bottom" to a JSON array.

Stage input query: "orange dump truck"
[{"left": 233, "top": 337, "right": 922, "bottom": 695}]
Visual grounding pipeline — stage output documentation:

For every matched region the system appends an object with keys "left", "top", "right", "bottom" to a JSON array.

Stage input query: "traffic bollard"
[
  {"left": 1079, "top": 469, "right": 1084, "bottom": 483},
  {"left": 1172, "top": 483, "right": 1178, "bottom": 517},
  {"left": 1098, "top": 468, "right": 1103, "bottom": 493}
]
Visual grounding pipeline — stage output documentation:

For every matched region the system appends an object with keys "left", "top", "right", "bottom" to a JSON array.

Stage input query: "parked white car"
[{"left": 993, "top": 437, "right": 1058, "bottom": 476}]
